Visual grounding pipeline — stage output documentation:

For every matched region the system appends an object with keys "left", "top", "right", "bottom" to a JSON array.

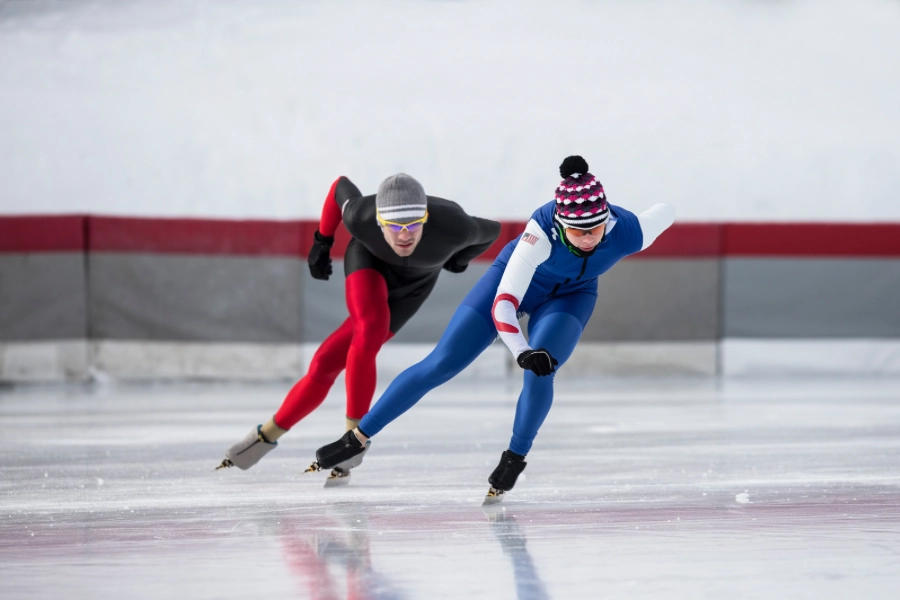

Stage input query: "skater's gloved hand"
[
  {"left": 308, "top": 230, "right": 335, "bottom": 280},
  {"left": 516, "top": 348, "right": 559, "bottom": 377},
  {"left": 442, "top": 258, "right": 468, "bottom": 273}
]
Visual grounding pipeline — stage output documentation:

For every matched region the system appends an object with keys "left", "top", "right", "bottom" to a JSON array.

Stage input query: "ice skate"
[
  {"left": 482, "top": 450, "right": 527, "bottom": 505},
  {"left": 217, "top": 425, "right": 278, "bottom": 470},
  {"left": 323, "top": 440, "right": 371, "bottom": 487}
]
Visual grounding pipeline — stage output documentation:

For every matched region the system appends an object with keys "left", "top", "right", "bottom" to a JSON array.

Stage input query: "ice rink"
[{"left": 2, "top": 376, "right": 899, "bottom": 599}]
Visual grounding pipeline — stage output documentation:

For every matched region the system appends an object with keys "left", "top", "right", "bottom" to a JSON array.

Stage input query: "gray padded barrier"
[
  {"left": 0, "top": 254, "right": 87, "bottom": 340},
  {"left": 89, "top": 253, "right": 304, "bottom": 342},
  {"left": 723, "top": 259, "right": 900, "bottom": 338},
  {"left": 583, "top": 259, "right": 720, "bottom": 342}
]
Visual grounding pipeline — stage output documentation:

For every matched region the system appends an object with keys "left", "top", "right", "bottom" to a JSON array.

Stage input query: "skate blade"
[
  {"left": 324, "top": 472, "right": 351, "bottom": 488},
  {"left": 482, "top": 487, "right": 505, "bottom": 506},
  {"left": 215, "top": 459, "right": 233, "bottom": 471},
  {"left": 291, "top": 461, "right": 323, "bottom": 480}
]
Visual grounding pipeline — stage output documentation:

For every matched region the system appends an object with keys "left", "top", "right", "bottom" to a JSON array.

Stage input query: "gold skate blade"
[
  {"left": 482, "top": 487, "right": 505, "bottom": 506},
  {"left": 290, "top": 461, "right": 322, "bottom": 480},
  {"left": 215, "top": 459, "right": 233, "bottom": 471}
]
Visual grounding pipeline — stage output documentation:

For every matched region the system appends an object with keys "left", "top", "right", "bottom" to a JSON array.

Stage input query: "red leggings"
[{"left": 274, "top": 268, "right": 393, "bottom": 429}]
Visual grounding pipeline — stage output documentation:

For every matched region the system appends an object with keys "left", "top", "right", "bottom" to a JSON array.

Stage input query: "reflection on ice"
[
  {"left": 274, "top": 503, "right": 550, "bottom": 600},
  {"left": 485, "top": 508, "right": 550, "bottom": 600},
  {"left": 276, "top": 504, "right": 406, "bottom": 600}
]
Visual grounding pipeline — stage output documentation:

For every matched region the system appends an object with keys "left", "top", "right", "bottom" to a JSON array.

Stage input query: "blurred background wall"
[{"left": 1, "top": 0, "right": 899, "bottom": 381}]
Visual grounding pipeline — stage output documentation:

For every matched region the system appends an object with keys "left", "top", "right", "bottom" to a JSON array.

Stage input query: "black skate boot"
[
  {"left": 483, "top": 450, "right": 527, "bottom": 505},
  {"left": 324, "top": 439, "right": 371, "bottom": 487},
  {"left": 303, "top": 430, "right": 366, "bottom": 474}
]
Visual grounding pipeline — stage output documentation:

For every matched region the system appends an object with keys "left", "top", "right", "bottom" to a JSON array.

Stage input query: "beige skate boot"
[{"left": 216, "top": 419, "right": 287, "bottom": 470}]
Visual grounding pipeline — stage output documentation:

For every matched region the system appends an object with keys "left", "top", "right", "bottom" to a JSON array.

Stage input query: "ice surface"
[{"left": 1, "top": 377, "right": 899, "bottom": 598}]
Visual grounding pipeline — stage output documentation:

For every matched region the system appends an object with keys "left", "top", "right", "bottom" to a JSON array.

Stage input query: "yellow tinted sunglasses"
[{"left": 376, "top": 211, "right": 429, "bottom": 233}]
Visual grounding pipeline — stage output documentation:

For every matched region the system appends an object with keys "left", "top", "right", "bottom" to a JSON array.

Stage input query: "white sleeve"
[
  {"left": 638, "top": 203, "right": 676, "bottom": 250},
  {"left": 492, "top": 219, "right": 553, "bottom": 358}
]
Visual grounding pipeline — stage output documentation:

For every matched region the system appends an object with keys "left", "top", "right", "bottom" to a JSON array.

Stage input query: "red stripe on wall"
[
  {"left": 0, "top": 215, "right": 86, "bottom": 252},
  {"left": 724, "top": 223, "right": 900, "bottom": 257},
  {"left": 3, "top": 216, "right": 900, "bottom": 258},
  {"left": 89, "top": 217, "right": 306, "bottom": 256}
]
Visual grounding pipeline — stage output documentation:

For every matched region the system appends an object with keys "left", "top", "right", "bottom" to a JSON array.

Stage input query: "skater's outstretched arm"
[
  {"left": 637, "top": 203, "right": 675, "bottom": 251},
  {"left": 443, "top": 216, "right": 502, "bottom": 273},
  {"left": 318, "top": 176, "right": 363, "bottom": 237}
]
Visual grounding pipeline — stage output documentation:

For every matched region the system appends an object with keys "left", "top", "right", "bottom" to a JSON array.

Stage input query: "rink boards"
[{"left": 2, "top": 216, "right": 900, "bottom": 380}]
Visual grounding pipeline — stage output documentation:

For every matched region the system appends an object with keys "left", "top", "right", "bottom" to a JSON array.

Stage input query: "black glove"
[
  {"left": 442, "top": 258, "right": 468, "bottom": 273},
  {"left": 308, "top": 230, "right": 335, "bottom": 280},
  {"left": 516, "top": 348, "right": 559, "bottom": 377}
]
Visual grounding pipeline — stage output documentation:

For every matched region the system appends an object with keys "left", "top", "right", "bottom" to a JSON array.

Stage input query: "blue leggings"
[{"left": 360, "top": 280, "right": 594, "bottom": 455}]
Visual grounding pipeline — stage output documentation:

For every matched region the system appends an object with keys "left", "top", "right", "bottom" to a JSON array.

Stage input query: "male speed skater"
[
  {"left": 217, "top": 173, "right": 501, "bottom": 484},
  {"left": 309, "top": 156, "right": 675, "bottom": 502}
]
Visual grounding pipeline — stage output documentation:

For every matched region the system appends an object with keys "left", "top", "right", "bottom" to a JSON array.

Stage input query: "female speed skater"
[
  {"left": 217, "top": 173, "right": 500, "bottom": 485},
  {"left": 309, "top": 156, "right": 675, "bottom": 501}
]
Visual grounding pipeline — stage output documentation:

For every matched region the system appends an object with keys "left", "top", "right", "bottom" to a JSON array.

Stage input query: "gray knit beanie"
[{"left": 376, "top": 174, "right": 427, "bottom": 224}]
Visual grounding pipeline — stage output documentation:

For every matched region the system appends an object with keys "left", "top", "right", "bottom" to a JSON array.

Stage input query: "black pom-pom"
[{"left": 559, "top": 156, "right": 589, "bottom": 179}]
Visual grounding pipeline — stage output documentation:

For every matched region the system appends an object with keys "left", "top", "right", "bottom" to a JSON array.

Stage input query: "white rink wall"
[{"left": 1, "top": 0, "right": 899, "bottom": 221}]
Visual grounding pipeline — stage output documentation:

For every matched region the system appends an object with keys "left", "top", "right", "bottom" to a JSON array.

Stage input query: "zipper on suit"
[{"left": 576, "top": 256, "right": 588, "bottom": 280}]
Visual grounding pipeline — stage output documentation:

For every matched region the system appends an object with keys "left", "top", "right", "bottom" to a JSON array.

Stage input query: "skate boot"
[
  {"left": 483, "top": 450, "right": 527, "bottom": 505},
  {"left": 324, "top": 439, "right": 372, "bottom": 487},
  {"left": 216, "top": 425, "right": 278, "bottom": 470},
  {"left": 303, "top": 430, "right": 367, "bottom": 474}
]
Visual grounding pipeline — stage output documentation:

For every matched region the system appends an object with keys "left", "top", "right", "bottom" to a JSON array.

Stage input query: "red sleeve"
[{"left": 318, "top": 177, "right": 345, "bottom": 237}]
